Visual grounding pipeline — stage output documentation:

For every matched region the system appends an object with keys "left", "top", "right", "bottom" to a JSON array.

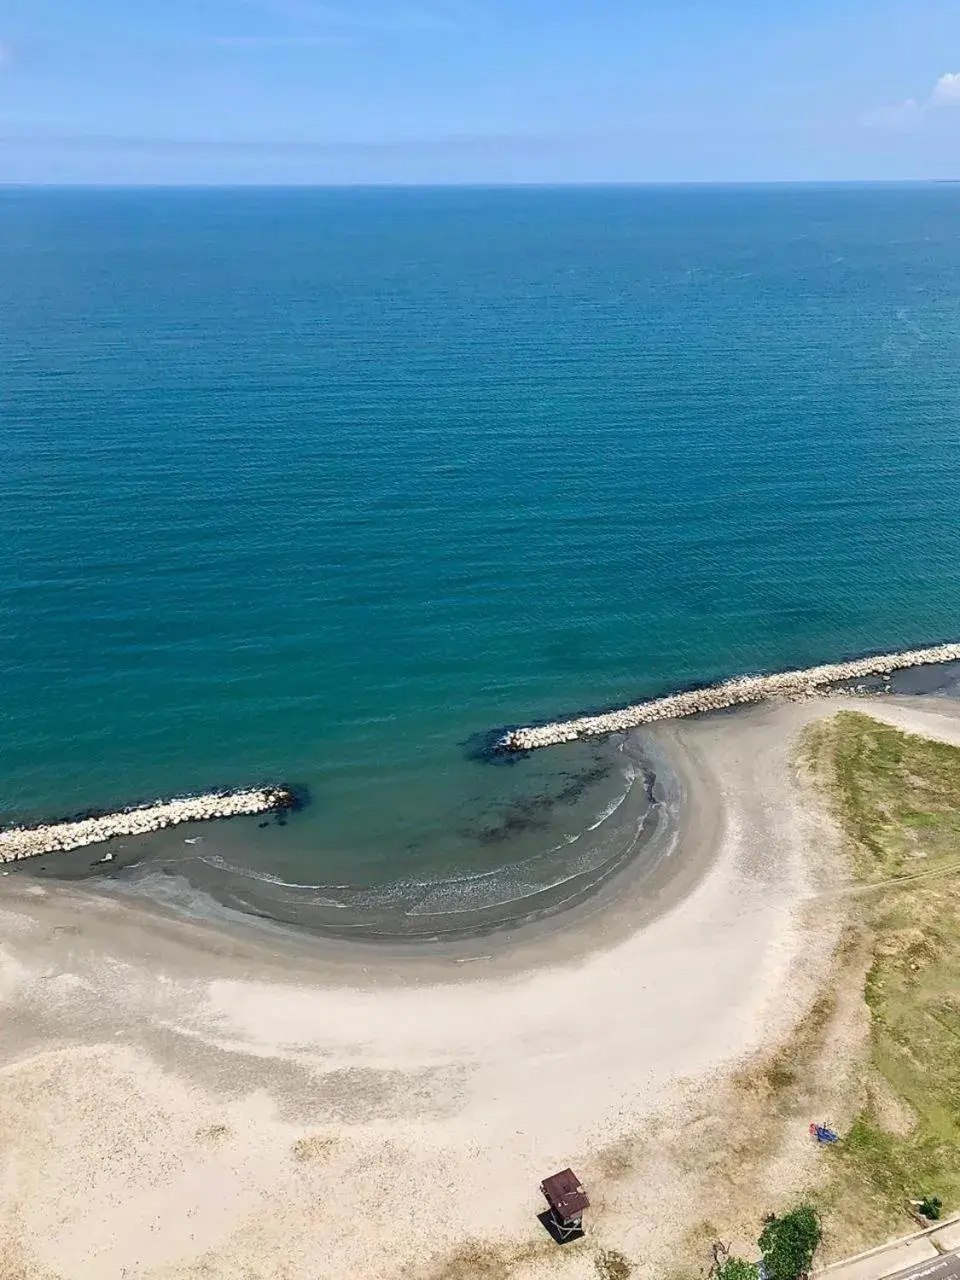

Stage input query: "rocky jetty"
[
  {"left": 499, "top": 642, "right": 960, "bottom": 752},
  {"left": 0, "top": 786, "right": 296, "bottom": 864}
]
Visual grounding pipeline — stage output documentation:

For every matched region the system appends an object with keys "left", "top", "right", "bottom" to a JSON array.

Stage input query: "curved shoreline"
[
  {"left": 5, "top": 695, "right": 960, "bottom": 1280},
  {"left": 500, "top": 641, "right": 960, "bottom": 750},
  {"left": 0, "top": 785, "right": 300, "bottom": 863},
  {"left": 63, "top": 732, "right": 685, "bottom": 947},
  {"left": 1, "top": 718, "right": 719, "bottom": 981}
]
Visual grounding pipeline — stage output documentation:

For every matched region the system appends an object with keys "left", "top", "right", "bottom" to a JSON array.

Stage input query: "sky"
[{"left": 1, "top": 0, "right": 960, "bottom": 184}]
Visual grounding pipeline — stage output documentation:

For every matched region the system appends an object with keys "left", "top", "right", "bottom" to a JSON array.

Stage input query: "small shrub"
[
  {"left": 918, "top": 1196, "right": 942, "bottom": 1221},
  {"left": 716, "top": 1258, "right": 758, "bottom": 1280},
  {"left": 758, "top": 1206, "right": 821, "bottom": 1280},
  {"left": 595, "top": 1248, "right": 633, "bottom": 1280}
]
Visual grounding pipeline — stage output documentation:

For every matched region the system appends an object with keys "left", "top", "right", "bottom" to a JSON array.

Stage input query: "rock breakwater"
[
  {"left": 0, "top": 786, "right": 298, "bottom": 864},
  {"left": 499, "top": 642, "right": 960, "bottom": 752}
]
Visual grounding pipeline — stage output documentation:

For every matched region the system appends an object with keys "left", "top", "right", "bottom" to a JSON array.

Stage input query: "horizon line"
[{"left": 0, "top": 178, "right": 958, "bottom": 191}]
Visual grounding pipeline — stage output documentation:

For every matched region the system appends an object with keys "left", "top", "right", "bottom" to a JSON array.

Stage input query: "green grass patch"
[
  {"left": 809, "top": 712, "right": 960, "bottom": 881},
  {"left": 804, "top": 712, "right": 960, "bottom": 1234}
]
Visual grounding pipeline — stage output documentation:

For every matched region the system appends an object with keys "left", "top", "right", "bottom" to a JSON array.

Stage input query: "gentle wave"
[
  {"left": 586, "top": 786, "right": 631, "bottom": 831},
  {"left": 182, "top": 743, "right": 653, "bottom": 924}
]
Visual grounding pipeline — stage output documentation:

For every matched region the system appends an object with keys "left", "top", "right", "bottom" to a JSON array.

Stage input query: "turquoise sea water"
[{"left": 2, "top": 185, "right": 960, "bottom": 934}]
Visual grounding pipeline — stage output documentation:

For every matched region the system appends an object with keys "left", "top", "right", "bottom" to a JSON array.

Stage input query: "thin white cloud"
[
  {"left": 862, "top": 71, "right": 960, "bottom": 128},
  {"left": 239, "top": 0, "right": 477, "bottom": 34},
  {"left": 929, "top": 72, "right": 960, "bottom": 106},
  {"left": 212, "top": 34, "right": 351, "bottom": 47},
  {"left": 860, "top": 99, "right": 921, "bottom": 130}
]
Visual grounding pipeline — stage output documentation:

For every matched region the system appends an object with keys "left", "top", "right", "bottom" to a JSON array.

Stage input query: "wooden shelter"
[{"left": 540, "top": 1168, "right": 589, "bottom": 1240}]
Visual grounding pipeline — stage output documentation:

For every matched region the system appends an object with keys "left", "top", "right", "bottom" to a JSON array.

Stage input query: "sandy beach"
[{"left": 3, "top": 694, "right": 960, "bottom": 1279}]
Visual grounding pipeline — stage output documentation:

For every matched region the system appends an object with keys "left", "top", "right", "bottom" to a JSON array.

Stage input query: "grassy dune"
[{"left": 804, "top": 711, "right": 960, "bottom": 1237}]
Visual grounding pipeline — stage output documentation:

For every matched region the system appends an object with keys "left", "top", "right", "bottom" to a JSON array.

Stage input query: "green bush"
[
  {"left": 716, "top": 1258, "right": 759, "bottom": 1280},
  {"left": 758, "top": 1206, "right": 822, "bottom": 1280},
  {"left": 919, "top": 1197, "right": 942, "bottom": 1221}
]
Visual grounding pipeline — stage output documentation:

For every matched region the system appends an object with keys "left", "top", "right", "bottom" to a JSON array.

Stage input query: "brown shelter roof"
[{"left": 540, "top": 1169, "right": 589, "bottom": 1222}]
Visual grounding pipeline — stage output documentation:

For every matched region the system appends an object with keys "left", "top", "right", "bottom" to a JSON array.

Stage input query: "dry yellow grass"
[{"left": 290, "top": 1134, "right": 335, "bottom": 1164}]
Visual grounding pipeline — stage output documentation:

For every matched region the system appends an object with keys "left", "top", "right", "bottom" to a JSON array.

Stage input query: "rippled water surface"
[{"left": 2, "top": 185, "right": 960, "bottom": 932}]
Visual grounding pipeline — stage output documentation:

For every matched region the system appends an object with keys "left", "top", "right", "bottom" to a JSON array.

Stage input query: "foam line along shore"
[
  {"left": 0, "top": 786, "right": 300, "bottom": 863},
  {"left": 499, "top": 642, "right": 960, "bottom": 751}
]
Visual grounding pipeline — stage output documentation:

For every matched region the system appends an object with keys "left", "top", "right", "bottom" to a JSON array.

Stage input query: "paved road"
[{"left": 885, "top": 1252, "right": 960, "bottom": 1280}]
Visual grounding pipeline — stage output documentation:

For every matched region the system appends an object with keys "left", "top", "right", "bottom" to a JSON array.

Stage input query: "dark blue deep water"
[{"left": 2, "top": 185, "right": 960, "bottom": 933}]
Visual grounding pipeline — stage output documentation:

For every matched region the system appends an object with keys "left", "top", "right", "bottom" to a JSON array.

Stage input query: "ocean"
[{"left": 2, "top": 184, "right": 960, "bottom": 936}]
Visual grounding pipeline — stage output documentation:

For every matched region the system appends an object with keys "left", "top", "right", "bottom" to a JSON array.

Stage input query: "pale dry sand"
[{"left": 2, "top": 696, "right": 960, "bottom": 1280}]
